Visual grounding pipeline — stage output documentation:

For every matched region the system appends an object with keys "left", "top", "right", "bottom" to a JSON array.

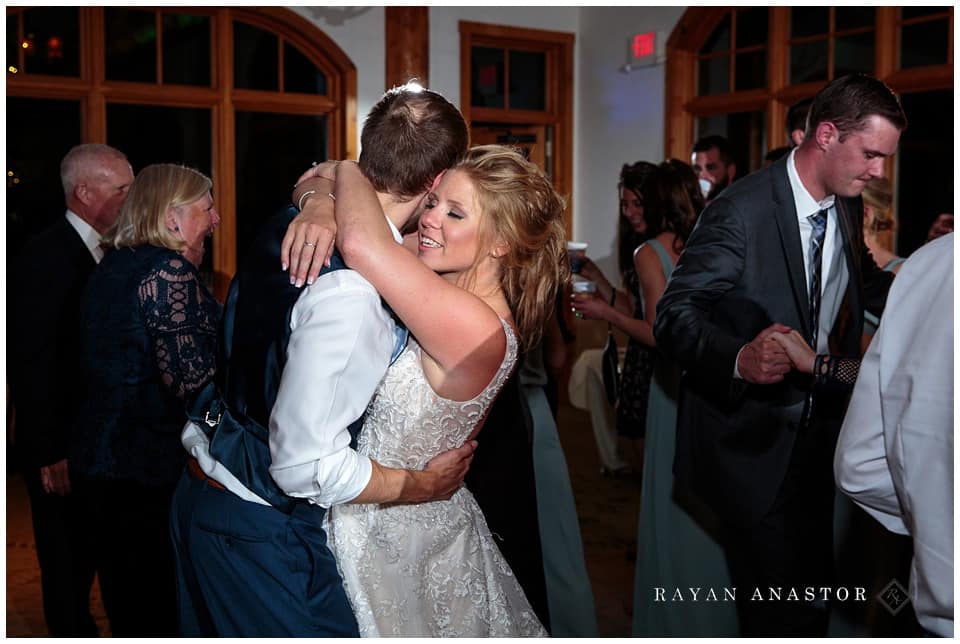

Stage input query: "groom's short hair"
[{"left": 359, "top": 83, "right": 468, "bottom": 199}]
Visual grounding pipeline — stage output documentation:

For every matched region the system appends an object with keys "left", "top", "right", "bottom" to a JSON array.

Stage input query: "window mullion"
[
  {"left": 875, "top": 7, "right": 897, "bottom": 77},
  {"left": 86, "top": 6, "right": 107, "bottom": 142},
  {"left": 155, "top": 11, "right": 163, "bottom": 85},
  {"left": 729, "top": 10, "right": 737, "bottom": 93},
  {"left": 17, "top": 11, "right": 25, "bottom": 72},
  {"left": 277, "top": 35, "right": 285, "bottom": 93}
]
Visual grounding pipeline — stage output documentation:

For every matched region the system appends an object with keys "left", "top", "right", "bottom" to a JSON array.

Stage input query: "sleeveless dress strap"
[
  {"left": 646, "top": 238, "right": 676, "bottom": 280},
  {"left": 883, "top": 256, "right": 906, "bottom": 272}
]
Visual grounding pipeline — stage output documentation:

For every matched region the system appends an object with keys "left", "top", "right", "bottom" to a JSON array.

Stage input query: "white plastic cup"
[
  {"left": 567, "top": 241, "right": 588, "bottom": 273},
  {"left": 571, "top": 278, "right": 597, "bottom": 294}
]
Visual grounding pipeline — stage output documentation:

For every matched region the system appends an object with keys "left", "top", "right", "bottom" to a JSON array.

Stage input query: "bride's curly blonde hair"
[{"left": 456, "top": 145, "right": 570, "bottom": 350}]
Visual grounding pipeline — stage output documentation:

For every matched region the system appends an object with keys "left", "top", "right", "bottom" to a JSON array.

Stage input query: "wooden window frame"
[
  {"left": 459, "top": 21, "right": 575, "bottom": 238},
  {"left": 7, "top": 6, "right": 356, "bottom": 298},
  {"left": 664, "top": 6, "right": 954, "bottom": 162}
]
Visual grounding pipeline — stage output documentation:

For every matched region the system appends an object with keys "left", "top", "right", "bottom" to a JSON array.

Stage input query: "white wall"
[
  {"left": 574, "top": 6, "right": 685, "bottom": 281},
  {"left": 291, "top": 6, "right": 685, "bottom": 282},
  {"left": 290, "top": 5, "right": 386, "bottom": 140}
]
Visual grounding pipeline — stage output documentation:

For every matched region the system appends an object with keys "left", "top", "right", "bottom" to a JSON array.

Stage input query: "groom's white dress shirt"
[{"left": 182, "top": 218, "right": 403, "bottom": 508}]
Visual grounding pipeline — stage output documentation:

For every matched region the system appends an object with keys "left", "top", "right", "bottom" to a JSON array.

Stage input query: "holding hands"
[
  {"left": 736, "top": 323, "right": 792, "bottom": 384},
  {"left": 768, "top": 329, "right": 816, "bottom": 374},
  {"left": 737, "top": 323, "right": 818, "bottom": 384}
]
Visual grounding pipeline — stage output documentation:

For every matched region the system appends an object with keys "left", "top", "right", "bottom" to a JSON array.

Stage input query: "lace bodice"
[
  {"left": 325, "top": 318, "right": 546, "bottom": 637},
  {"left": 356, "top": 317, "right": 519, "bottom": 470},
  {"left": 73, "top": 246, "right": 219, "bottom": 486},
  {"left": 139, "top": 255, "right": 220, "bottom": 401}
]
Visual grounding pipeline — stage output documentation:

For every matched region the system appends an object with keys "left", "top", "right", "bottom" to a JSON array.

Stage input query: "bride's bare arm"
[
  {"left": 333, "top": 161, "right": 505, "bottom": 400},
  {"left": 281, "top": 161, "right": 342, "bottom": 285}
]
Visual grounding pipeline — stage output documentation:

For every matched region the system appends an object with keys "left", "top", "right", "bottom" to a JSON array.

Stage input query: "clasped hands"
[{"left": 737, "top": 323, "right": 816, "bottom": 385}]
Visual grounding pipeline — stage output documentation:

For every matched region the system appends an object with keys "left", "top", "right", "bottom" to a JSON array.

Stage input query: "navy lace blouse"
[{"left": 71, "top": 245, "right": 220, "bottom": 487}]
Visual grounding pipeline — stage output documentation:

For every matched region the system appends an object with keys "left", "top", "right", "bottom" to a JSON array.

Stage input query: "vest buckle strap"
[{"left": 204, "top": 410, "right": 222, "bottom": 427}]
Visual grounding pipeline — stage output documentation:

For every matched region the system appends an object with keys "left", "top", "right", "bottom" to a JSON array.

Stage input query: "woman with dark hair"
[
  {"left": 572, "top": 161, "right": 657, "bottom": 477},
  {"left": 623, "top": 160, "right": 738, "bottom": 637}
]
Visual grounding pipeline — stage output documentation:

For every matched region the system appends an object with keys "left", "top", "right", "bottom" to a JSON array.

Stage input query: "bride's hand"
[
  {"left": 282, "top": 183, "right": 337, "bottom": 286},
  {"left": 769, "top": 330, "right": 816, "bottom": 374},
  {"left": 293, "top": 160, "right": 339, "bottom": 187}
]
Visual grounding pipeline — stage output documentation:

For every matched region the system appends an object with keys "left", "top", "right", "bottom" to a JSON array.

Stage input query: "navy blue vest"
[{"left": 189, "top": 206, "right": 404, "bottom": 512}]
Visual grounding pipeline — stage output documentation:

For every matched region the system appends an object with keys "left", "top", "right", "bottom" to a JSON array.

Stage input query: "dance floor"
[{"left": 5, "top": 400, "right": 642, "bottom": 637}]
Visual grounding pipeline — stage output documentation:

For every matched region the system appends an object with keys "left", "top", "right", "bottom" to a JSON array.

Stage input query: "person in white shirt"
[
  {"left": 170, "top": 84, "right": 473, "bottom": 637},
  {"left": 834, "top": 233, "right": 953, "bottom": 637}
]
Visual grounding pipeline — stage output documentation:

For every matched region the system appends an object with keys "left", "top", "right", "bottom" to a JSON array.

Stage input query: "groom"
[{"left": 170, "top": 84, "right": 471, "bottom": 636}]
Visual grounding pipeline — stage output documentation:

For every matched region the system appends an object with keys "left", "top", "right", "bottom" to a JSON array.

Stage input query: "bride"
[{"left": 300, "top": 145, "right": 567, "bottom": 636}]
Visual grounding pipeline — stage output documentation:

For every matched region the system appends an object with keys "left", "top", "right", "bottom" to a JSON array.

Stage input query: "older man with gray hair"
[{"left": 9, "top": 143, "right": 134, "bottom": 635}]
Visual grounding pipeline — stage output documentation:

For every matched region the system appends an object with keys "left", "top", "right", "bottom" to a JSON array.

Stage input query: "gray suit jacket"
[{"left": 654, "top": 155, "right": 893, "bottom": 527}]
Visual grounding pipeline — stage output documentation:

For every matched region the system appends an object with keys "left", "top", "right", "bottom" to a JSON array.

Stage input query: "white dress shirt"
[
  {"left": 183, "top": 218, "right": 402, "bottom": 508},
  {"left": 734, "top": 151, "right": 850, "bottom": 376},
  {"left": 65, "top": 209, "right": 104, "bottom": 263},
  {"left": 785, "top": 148, "right": 848, "bottom": 354},
  {"left": 835, "top": 233, "right": 953, "bottom": 637}
]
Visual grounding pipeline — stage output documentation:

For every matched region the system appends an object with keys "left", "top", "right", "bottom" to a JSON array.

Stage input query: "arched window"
[
  {"left": 7, "top": 6, "right": 356, "bottom": 296},
  {"left": 665, "top": 6, "right": 953, "bottom": 255}
]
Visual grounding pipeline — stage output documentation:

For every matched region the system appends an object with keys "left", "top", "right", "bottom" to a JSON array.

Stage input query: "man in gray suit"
[{"left": 655, "top": 74, "right": 906, "bottom": 636}]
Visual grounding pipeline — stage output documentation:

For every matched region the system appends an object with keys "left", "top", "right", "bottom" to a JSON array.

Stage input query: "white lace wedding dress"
[{"left": 325, "top": 319, "right": 547, "bottom": 637}]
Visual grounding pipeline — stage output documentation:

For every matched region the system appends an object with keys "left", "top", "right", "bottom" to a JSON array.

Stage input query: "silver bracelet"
[{"left": 297, "top": 190, "right": 317, "bottom": 211}]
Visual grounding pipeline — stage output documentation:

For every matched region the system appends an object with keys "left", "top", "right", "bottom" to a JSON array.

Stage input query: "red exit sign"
[{"left": 632, "top": 32, "right": 655, "bottom": 59}]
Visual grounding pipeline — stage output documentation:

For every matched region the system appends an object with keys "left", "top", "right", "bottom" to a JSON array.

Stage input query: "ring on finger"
[{"left": 304, "top": 241, "right": 316, "bottom": 248}]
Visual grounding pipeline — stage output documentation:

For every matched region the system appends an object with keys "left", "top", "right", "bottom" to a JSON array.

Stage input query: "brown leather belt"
[{"left": 187, "top": 457, "right": 226, "bottom": 491}]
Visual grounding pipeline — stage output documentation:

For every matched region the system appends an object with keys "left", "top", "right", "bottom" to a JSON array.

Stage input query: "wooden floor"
[{"left": 5, "top": 401, "right": 643, "bottom": 637}]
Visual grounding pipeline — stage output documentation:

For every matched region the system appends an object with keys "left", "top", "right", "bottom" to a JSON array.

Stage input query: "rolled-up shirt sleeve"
[{"left": 268, "top": 270, "right": 394, "bottom": 508}]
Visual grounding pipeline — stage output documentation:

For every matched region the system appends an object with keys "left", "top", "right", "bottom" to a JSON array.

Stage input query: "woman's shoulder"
[
  {"left": 634, "top": 236, "right": 676, "bottom": 275},
  {"left": 138, "top": 246, "right": 198, "bottom": 278},
  {"left": 633, "top": 240, "right": 661, "bottom": 265}
]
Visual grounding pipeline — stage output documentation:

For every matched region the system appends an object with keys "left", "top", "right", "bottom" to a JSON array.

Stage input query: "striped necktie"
[{"left": 807, "top": 209, "right": 828, "bottom": 348}]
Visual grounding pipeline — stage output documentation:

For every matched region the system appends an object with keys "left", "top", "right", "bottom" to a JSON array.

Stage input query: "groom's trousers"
[{"left": 170, "top": 469, "right": 359, "bottom": 637}]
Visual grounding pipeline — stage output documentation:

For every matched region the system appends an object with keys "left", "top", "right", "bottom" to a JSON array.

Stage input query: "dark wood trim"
[
  {"left": 665, "top": 6, "right": 954, "bottom": 162},
  {"left": 6, "top": 6, "right": 356, "bottom": 300},
  {"left": 467, "top": 108, "right": 558, "bottom": 126},
  {"left": 213, "top": 8, "right": 235, "bottom": 300},
  {"left": 385, "top": 7, "right": 429, "bottom": 89},
  {"left": 684, "top": 88, "right": 770, "bottom": 116},
  {"left": 886, "top": 65, "right": 955, "bottom": 94},
  {"left": 459, "top": 20, "right": 575, "bottom": 239},
  {"left": 460, "top": 21, "right": 574, "bottom": 46},
  {"left": 232, "top": 89, "right": 337, "bottom": 113}
]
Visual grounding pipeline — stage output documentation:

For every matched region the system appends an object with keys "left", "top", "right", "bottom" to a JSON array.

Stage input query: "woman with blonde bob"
[
  {"left": 71, "top": 163, "right": 221, "bottom": 636},
  {"left": 297, "top": 144, "right": 568, "bottom": 636}
]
